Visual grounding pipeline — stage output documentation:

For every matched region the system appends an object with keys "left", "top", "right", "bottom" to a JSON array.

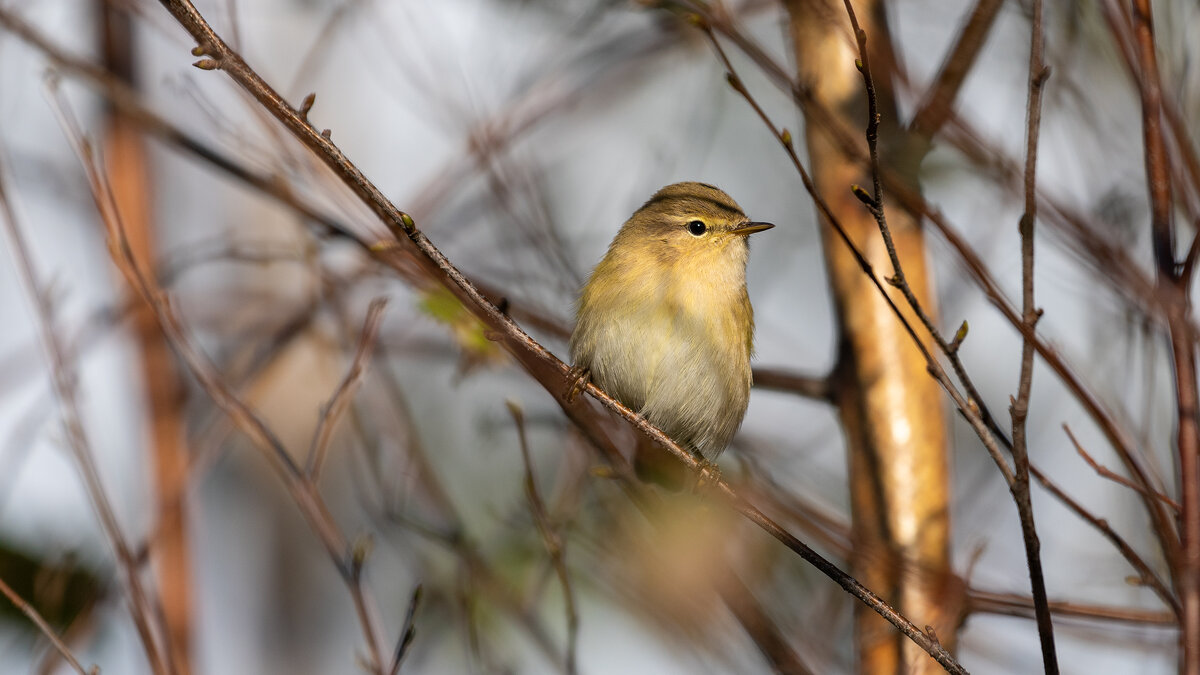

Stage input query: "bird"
[{"left": 568, "top": 182, "right": 772, "bottom": 485}]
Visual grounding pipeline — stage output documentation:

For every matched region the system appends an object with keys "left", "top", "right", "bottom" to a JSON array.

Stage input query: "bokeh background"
[{"left": 0, "top": 0, "right": 1196, "bottom": 673}]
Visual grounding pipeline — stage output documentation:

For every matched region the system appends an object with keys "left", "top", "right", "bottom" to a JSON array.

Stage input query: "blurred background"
[{"left": 0, "top": 0, "right": 1196, "bottom": 673}]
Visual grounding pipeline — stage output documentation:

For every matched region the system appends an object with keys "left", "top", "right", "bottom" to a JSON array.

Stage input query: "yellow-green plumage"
[{"left": 569, "top": 182, "right": 770, "bottom": 461}]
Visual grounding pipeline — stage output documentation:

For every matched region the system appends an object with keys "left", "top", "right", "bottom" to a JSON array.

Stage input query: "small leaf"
[
  {"left": 351, "top": 534, "right": 374, "bottom": 569},
  {"left": 418, "top": 288, "right": 506, "bottom": 374}
]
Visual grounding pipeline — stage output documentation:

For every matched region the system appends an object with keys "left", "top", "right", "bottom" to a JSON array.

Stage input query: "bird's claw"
[
  {"left": 565, "top": 366, "right": 591, "bottom": 403},
  {"left": 693, "top": 457, "right": 722, "bottom": 492}
]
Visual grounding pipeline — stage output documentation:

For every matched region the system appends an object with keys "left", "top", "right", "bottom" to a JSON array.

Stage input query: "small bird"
[{"left": 569, "top": 182, "right": 772, "bottom": 483}]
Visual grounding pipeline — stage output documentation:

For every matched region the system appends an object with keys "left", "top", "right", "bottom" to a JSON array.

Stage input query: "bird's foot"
[
  {"left": 565, "top": 366, "right": 591, "bottom": 403},
  {"left": 692, "top": 457, "right": 722, "bottom": 492}
]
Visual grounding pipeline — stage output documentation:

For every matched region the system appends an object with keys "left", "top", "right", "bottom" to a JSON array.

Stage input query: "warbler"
[{"left": 569, "top": 182, "right": 772, "bottom": 482}]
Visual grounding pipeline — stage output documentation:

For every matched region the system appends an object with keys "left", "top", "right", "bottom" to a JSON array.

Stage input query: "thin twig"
[
  {"left": 0, "top": 128, "right": 171, "bottom": 675},
  {"left": 1065, "top": 425, "right": 1181, "bottom": 512},
  {"left": 0, "top": 6, "right": 842, "bottom": 411},
  {"left": 507, "top": 401, "right": 579, "bottom": 675},
  {"left": 388, "top": 586, "right": 422, "bottom": 675},
  {"left": 306, "top": 297, "right": 389, "bottom": 479},
  {"left": 0, "top": 574, "right": 96, "bottom": 675},
  {"left": 1029, "top": 464, "right": 1179, "bottom": 616},
  {"left": 48, "top": 83, "right": 392, "bottom": 675},
  {"left": 1006, "top": 0, "right": 1059, "bottom": 668},
  {"left": 969, "top": 589, "right": 1178, "bottom": 627}
]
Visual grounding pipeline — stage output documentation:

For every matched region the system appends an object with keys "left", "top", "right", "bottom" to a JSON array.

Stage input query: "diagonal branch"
[
  {"left": 0, "top": 573, "right": 96, "bottom": 675},
  {"left": 47, "top": 85, "right": 392, "bottom": 674},
  {"left": 908, "top": 0, "right": 1005, "bottom": 139},
  {"left": 0, "top": 138, "right": 171, "bottom": 675},
  {"left": 306, "top": 298, "right": 388, "bottom": 480}
]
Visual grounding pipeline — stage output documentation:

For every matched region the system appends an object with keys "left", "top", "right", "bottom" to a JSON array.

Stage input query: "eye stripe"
[{"left": 640, "top": 194, "right": 744, "bottom": 219}]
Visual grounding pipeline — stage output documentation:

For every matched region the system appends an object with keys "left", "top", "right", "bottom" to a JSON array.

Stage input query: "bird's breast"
[{"left": 577, "top": 264, "right": 753, "bottom": 459}]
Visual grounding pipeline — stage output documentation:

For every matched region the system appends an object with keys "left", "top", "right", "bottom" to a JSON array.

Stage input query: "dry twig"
[
  {"left": 0, "top": 574, "right": 96, "bottom": 675},
  {"left": 507, "top": 401, "right": 579, "bottom": 675},
  {"left": 0, "top": 130, "right": 171, "bottom": 675},
  {"left": 306, "top": 297, "right": 389, "bottom": 479}
]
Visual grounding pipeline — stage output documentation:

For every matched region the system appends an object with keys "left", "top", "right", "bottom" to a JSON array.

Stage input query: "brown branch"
[
  {"left": 0, "top": 573, "right": 96, "bottom": 675},
  {"left": 0, "top": 136, "right": 171, "bottom": 674},
  {"left": 99, "top": 5, "right": 193, "bottom": 670},
  {"left": 703, "top": 22, "right": 996, "bottom": 671},
  {"left": 1007, "top": 0, "right": 1058, "bottom": 669},
  {"left": 507, "top": 401, "right": 579, "bottom": 675},
  {"left": 49, "top": 86, "right": 392, "bottom": 675},
  {"left": 1130, "top": 2, "right": 1199, "bottom": 673},
  {"left": 305, "top": 297, "right": 388, "bottom": 480},
  {"left": 1029, "top": 464, "right": 1179, "bottom": 616},
  {"left": 969, "top": 589, "right": 1177, "bottom": 627},
  {"left": 833, "top": 1, "right": 1053, "bottom": 665},
  {"left": 145, "top": 1, "right": 967, "bottom": 671},
  {"left": 0, "top": 6, "right": 838, "bottom": 414},
  {"left": 1100, "top": 1, "right": 1200, "bottom": 265},
  {"left": 698, "top": 8, "right": 1185, "bottom": 664},
  {"left": 908, "top": 0, "right": 1005, "bottom": 139},
  {"left": 1065, "top": 425, "right": 1181, "bottom": 512},
  {"left": 751, "top": 367, "right": 834, "bottom": 402},
  {"left": 706, "top": 28, "right": 987, "bottom": 467}
]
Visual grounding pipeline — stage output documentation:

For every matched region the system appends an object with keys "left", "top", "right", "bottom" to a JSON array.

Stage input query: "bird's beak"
[{"left": 731, "top": 221, "right": 774, "bottom": 236}]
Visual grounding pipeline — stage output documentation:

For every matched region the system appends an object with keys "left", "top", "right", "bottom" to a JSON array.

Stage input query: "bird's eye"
[{"left": 687, "top": 220, "right": 707, "bottom": 236}]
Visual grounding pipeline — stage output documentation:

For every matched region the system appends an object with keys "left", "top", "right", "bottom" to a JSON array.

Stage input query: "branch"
[
  {"left": 388, "top": 586, "right": 421, "bottom": 675},
  {"left": 306, "top": 298, "right": 388, "bottom": 479},
  {"left": 0, "top": 129, "right": 171, "bottom": 674},
  {"left": 1129, "top": 2, "right": 1199, "bottom": 673},
  {"left": 908, "top": 0, "right": 1005, "bottom": 139},
  {"left": 969, "top": 589, "right": 1177, "bottom": 627},
  {"left": 47, "top": 84, "right": 392, "bottom": 675},
  {"left": 1007, "top": 0, "right": 1058, "bottom": 668},
  {"left": 507, "top": 401, "right": 579, "bottom": 675},
  {"left": 751, "top": 367, "right": 834, "bottom": 401},
  {"left": 0, "top": 574, "right": 96, "bottom": 675},
  {"left": 1029, "top": 464, "right": 1179, "bottom": 616},
  {"left": 1065, "top": 425, "right": 1180, "bottom": 512}
]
